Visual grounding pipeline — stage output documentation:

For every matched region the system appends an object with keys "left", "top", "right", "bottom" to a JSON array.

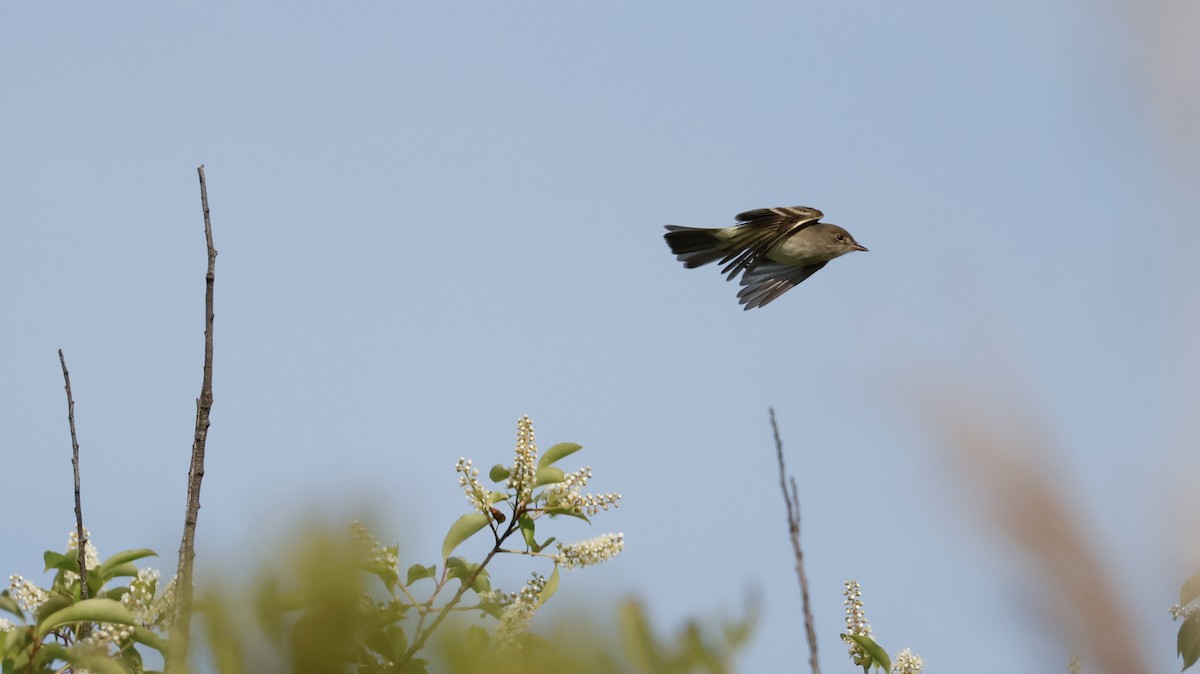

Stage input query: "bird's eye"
[{"left": 836, "top": 234, "right": 845, "bottom": 241}]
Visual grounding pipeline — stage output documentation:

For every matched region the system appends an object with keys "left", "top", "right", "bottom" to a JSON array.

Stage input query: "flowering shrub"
[{"left": 0, "top": 530, "right": 174, "bottom": 673}]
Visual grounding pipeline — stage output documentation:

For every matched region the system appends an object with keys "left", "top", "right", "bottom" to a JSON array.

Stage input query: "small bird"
[{"left": 664, "top": 205, "right": 867, "bottom": 309}]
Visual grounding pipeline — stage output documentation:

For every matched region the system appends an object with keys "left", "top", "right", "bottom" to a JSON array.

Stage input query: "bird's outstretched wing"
[
  {"left": 718, "top": 206, "right": 825, "bottom": 280},
  {"left": 736, "top": 260, "right": 828, "bottom": 310}
]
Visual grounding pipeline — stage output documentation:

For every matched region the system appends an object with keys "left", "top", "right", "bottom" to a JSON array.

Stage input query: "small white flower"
[
  {"left": 1171, "top": 603, "right": 1198, "bottom": 620},
  {"left": 455, "top": 457, "right": 495, "bottom": 513},
  {"left": 150, "top": 576, "right": 179, "bottom": 629},
  {"left": 842, "top": 580, "right": 873, "bottom": 667},
  {"left": 82, "top": 621, "right": 134, "bottom": 646},
  {"left": 8, "top": 575, "right": 48, "bottom": 613},
  {"left": 122, "top": 568, "right": 163, "bottom": 627},
  {"left": 350, "top": 521, "right": 399, "bottom": 569},
  {"left": 554, "top": 533, "right": 624, "bottom": 570},
  {"left": 543, "top": 466, "right": 622, "bottom": 516},
  {"left": 67, "top": 529, "right": 100, "bottom": 569},
  {"left": 494, "top": 573, "right": 546, "bottom": 651},
  {"left": 892, "top": 647, "right": 924, "bottom": 674},
  {"left": 843, "top": 580, "right": 870, "bottom": 637},
  {"left": 508, "top": 416, "right": 540, "bottom": 503}
]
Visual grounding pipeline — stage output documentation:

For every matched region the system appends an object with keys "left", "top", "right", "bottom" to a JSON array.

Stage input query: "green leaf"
[
  {"left": 1182, "top": 573, "right": 1200, "bottom": 607},
  {"left": 364, "top": 560, "right": 400, "bottom": 592},
  {"left": 476, "top": 600, "right": 505, "bottom": 621},
  {"left": 489, "top": 464, "right": 511, "bottom": 483},
  {"left": 532, "top": 536, "right": 556, "bottom": 554},
  {"left": 31, "top": 641, "right": 68, "bottom": 667},
  {"left": 441, "top": 513, "right": 490, "bottom": 560},
  {"left": 519, "top": 515, "right": 537, "bottom": 550},
  {"left": 4, "top": 624, "right": 30, "bottom": 655},
  {"left": 445, "top": 558, "right": 490, "bottom": 593},
  {"left": 130, "top": 625, "right": 169, "bottom": 655},
  {"left": 466, "top": 624, "right": 490, "bottom": 655},
  {"left": 61, "top": 647, "right": 131, "bottom": 674},
  {"left": 84, "top": 570, "right": 105, "bottom": 598},
  {"left": 842, "top": 634, "right": 890, "bottom": 673},
  {"left": 43, "top": 551, "right": 75, "bottom": 573},
  {"left": 255, "top": 577, "right": 289, "bottom": 643},
  {"left": 488, "top": 491, "right": 508, "bottom": 504},
  {"left": 619, "top": 600, "right": 667, "bottom": 672},
  {"left": 538, "top": 443, "right": 582, "bottom": 468},
  {"left": 0, "top": 592, "right": 23, "bottom": 618},
  {"left": 389, "top": 624, "right": 409, "bottom": 659},
  {"left": 365, "top": 621, "right": 407, "bottom": 663},
  {"left": 535, "top": 466, "right": 565, "bottom": 486},
  {"left": 34, "top": 593, "right": 72, "bottom": 625},
  {"left": 36, "top": 598, "right": 135, "bottom": 637},
  {"left": 1181, "top": 614, "right": 1200, "bottom": 671},
  {"left": 405, "top": 564, "right": 437, "bottom": 586},
  {"left": 114, "top": 641, "right": 145, "bottom": 672},
  {"left": 538, "top": 567, "right": 559, "bottom": 606},
  {"left": 472, "top": 571, "right": 491, "bottom": 594},
  {"left": 97, "top": 549, "right": 158, "bottom": 578},
  {"left": 102, "top": 562, "right": 140, "bottom": 580},
  {"left": 402, "top": 657, "right": 429, "bottom": 674}
]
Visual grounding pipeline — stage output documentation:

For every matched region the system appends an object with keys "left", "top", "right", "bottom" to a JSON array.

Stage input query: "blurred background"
[{"left": 2, "top": 1, "right": 1196, "bottom": 671}]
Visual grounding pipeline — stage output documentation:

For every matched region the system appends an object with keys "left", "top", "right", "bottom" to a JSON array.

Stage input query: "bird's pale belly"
[{"left": 766, "top": 237, "right": 837, "bottom": 266}]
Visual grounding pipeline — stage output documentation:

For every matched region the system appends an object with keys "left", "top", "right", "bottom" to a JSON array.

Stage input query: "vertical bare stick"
[
  {"left": 58, "top": 349, "right": 90, "bottom": 608},
  {"left": 168, "top": 165, "right": 217, "bottom": 670},
  {"left": 771, "top": 407, "right": 821, "bottom": 674}
]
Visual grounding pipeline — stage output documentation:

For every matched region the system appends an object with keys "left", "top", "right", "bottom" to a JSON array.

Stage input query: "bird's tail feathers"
[{"left": 663, "top": 226, "right": 732, "bottom": 269}]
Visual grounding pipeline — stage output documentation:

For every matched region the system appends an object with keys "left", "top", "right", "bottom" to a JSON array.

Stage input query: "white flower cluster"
[
  {"left": 122, "top": 568, "right": 158, "bottom": 625},
  {"left": 455, "top": 457, "right": 494, "bottom": 513},
  {"left": 153, "top": 575, "right": 178, "bottom": 629},
  {"left": 81, "top": 620, "right": 135, "bottom": 647},
  {"left": 1171, "top": 602, "right": 1198, "bottom": 620},
  {"left": 554, "top": 533, "right": 624, "bottom": 570},
  {"left": 477, "top": 589, "right": 508, "bottom": 606},
  {"left": 0, "top": 617, "right": 13, "bottom": 632},
  {"left": 67, "top": 529, "right": 100, "bottom": 568},
  {"left": 493, "top": 573, "right": 546, "bottom": 652},
  {"left": 508, "top": 416, "right": 539, "bottom": 503},
  {"left": 350, "top": 521, "right": 398, "bottom": 569},
  {"left": 892, "top": 647, "right": 924, "bottom": 674},
  {"left": 121, "top": 568, "right": 176, "bottom": 629},
  {"left": 61, "top": 529, "right": 101, "bottom": 586},
  {"left": 8, "top": 575, "right": 48, "bottom": 613},
  {"left": 843, "top": 580, "right": 870, "bottom": 637},
  {"left": 842, "top": 580, "right": 872, "bottom": 666},
  {"left": 545, "top": 466, "right": 622, "bottom": 516}
]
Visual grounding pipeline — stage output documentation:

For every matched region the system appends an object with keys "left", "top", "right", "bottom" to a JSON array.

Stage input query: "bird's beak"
[{"left": 854, "top": 243, "right": 869, "bottom": 252}]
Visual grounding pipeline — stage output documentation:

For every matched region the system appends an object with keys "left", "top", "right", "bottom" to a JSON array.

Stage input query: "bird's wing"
[
  {"left": 734, "top": 206, "right": 824, "bottom": 226},
  {"left": 736, "top": 260, "right": 828, "bottom": 310},
  {"left": 718, "top": 206, "right": 825, "bottom": 280}
]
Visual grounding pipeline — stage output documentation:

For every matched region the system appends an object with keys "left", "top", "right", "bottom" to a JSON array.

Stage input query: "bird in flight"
[{"left": 663, "top": 205, "right": 867, "bottom": 310}]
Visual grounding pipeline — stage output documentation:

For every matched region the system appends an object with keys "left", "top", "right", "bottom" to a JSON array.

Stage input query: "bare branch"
[
  {"left": 58, "top": 349, "right": 91, "bottom": 632},
  {"left": 771, "top": 407, "right": 821, "bottom": 674},
  {"left": 167, "top": 165, "right": 218, "bottom": 671}
]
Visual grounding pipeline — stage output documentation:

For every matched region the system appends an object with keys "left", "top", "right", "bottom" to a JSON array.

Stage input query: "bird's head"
[{"left": 817, "top": 224, "right": 869, "bottom": 258}]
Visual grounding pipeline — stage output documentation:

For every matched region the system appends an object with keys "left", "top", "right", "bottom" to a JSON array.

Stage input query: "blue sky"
[{"left": 2, "top": 1, "right": 1196, "bottom": 672}]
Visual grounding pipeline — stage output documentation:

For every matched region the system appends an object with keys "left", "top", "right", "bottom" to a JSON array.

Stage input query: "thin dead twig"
[
  {"left": 167, "top": 165, "right": 218, "bottom": 671},
  {"left": 770, "top": 407, "right": 821, "bottom": 674},
  {"left": 59, "top": 349, "right": 91, "bottom": 642}
]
